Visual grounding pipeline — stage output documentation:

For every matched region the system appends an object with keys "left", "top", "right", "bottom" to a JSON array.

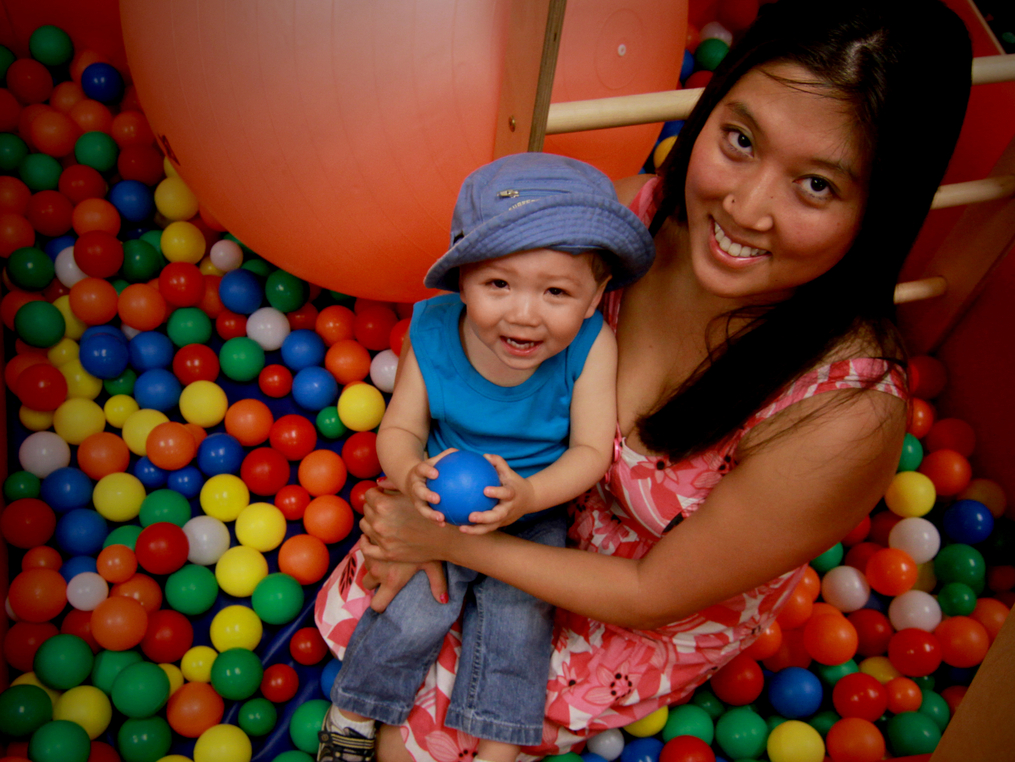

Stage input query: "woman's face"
[{"left": 683, "top": 62, "right": 868, "bottom": 304}]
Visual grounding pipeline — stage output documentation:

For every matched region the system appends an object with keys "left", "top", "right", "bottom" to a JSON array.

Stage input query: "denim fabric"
[{"left": 330, "top": 511, "right": 566, "bottom": 746}]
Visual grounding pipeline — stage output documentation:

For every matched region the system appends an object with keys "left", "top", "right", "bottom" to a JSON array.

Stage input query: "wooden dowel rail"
[
  {"left": 931, "top": 175, "right": 1015, "bottom": 209},
  {"left": 894, "top": 276, "right": 947, "bottom": 305}
]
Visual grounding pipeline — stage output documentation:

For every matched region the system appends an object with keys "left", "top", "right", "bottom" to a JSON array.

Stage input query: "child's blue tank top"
[{"left": 410, "top": 293, "right": 603, "bottom": 478}]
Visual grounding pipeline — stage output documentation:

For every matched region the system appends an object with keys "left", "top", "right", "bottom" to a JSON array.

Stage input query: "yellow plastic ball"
[
  {"left": 194, "top": 723, "right": 252, "bottom": 762},
  {"left": 913, "top": 561, "right": 938, "bottom": 593},
  {"left": 159, "top": 663, "right": 185, "bottom": 696},
  {"left": 210, "top": 605, "right": 263, "bottom": 652},
  {"left": 162, "top": 221, "right": 207, "bottom": 264},
  {"left": 201, "top": 474, "right": 250, "bottom": 522},
  {"left": 767, "top": 719, "right": 825, "bottom": 762},
  {"left": 104, "top": 394, "right": 140, "bottom": 428},
  {"left": 199, "top": 255, "right": 225, "bottom": 277},
  {"left": 215, "top": 546, "right": 269, "bottom": 597},
  {"left": 54, "top": 685, "right": 112, "bottom": 739},
  {"left": 122, "top": 408, "right": 170, "bottom": 456},
  {"left": 235, "top": 503, "right": 287, "bottom": 552},
  {"left": 53, "top": 397, "right": 106, "bottom": 445},
  {"left": 180, "top": 380, "right": 229, "bottom": 428},
  {"left": 337, "top": 383, "right": 386, "bottom": 432},
  {"left": 157, "top": 757, "right": 193, "bottom": 762},
  {"left": 181, "top": 645, "right": 219, "bottom": 683},
  {"left": 93, "top": 472, "right": 147, "bottom": 522},
  {"left": 19, "top": 406, "right": 54, "bottom": 431},
  {"left": 12, "top": 672, "right": 61, "bottom": 707},
  {"left": 858, "top": 656, "right": 901, "bottom": 684},
  {"left": 624, "top": 706, "right": 668, "bottom": 737},
  {"left": 47, "top": 337, "right": 79, "bottom": 367},
  {"left": 154, "top": 176, "right": 200, "bottom": 221},
  {"left": 885, "top": 471, "right": 936, "bottom": 517},
  {"left": 52, "top": 294, "right": 86, "bottom": 340},
  {"left": 653, "top": 135, "right": 677, "bottom": 169},
  {"left": 163, "top": 156, "right": 179, "bottom": 178},
  {"left": 59, "top": 358, "right": 102, "bottom": 400}
]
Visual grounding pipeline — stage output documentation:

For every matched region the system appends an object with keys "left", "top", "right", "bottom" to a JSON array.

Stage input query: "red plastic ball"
[
  {"left": 61, "top": 608, "right": 100, "bottom": 653},
  {"left": 3, "top": 621, "right": 58, "bottom": 672},
  {"left": 74, "top": 230, "right": 124, "bottom": 278},
  {"left": 22, "top": 545, "right": 62, "bottom": 572},
  {"left": 9, "top": 568, "right": 67, "bottom": 622},
  {"left": 15, "top": 363, "right": 68, "bottom": 411},
  {"left": 708, "top": 653, "right": 763, "bottom": 706},
  {"left": 0, "top": 498, "right": 56, "bottom": 549},
  {"left": 717, "top": 0, "right": 759, "bottom": 31},
  {"left": 763, "top": 627, "right": 812, "bottom": 672},
  {"left": 940, "top": 685, "right": 966, "bottom": 715},
  {"left": 389, "top": 318, "right": 410, "bottom": 357},
  {"left": 907, "top": 398, "right": 935, "bottom": 439},
  {"left": 803, "top": 613, "right": 859, "bottom": 666},
  {"left": 275, "top": 484, "right": 312, "bottom": 521},
  {"left": 923, "top": 418, "right": 975, "bottom": 457},
  {"left": 261, "top": 663, "right": 300, "bottom": 703},
  {"left": 907, "top": 355, "right": 947, "bottom": 399},
  {"left": 172, "top": 343, "right": 220, "bottom": 384},
  {"left": 287, "top": 302, "right": 319, "bottom": 331},
  {"left": 865, "top": 547, "right": 918, "bottom": 596},
  {"left": 848, "top": 609, "right": 894, "bottom": 657},
  {"left": 59, "top": 164, "right": 107, "bottom": 204},
  {"left": 88, "top": 740, "right": 121, "bottom": 762},
  {"left": 7, "top": 59, "right": 53, "bottom": 104},
  {"left": 934, "top": 616, "right": 990, "bottom": 668},
  {"left": 832, "top": 672, "right": 887, "bottom": 722},
  {"left": 158, "top": 262, "right": 205, "bottom": 307},
  {"left": 258, "top": 364, "right": 293, "bottom": 398},
  {"left": 25, "top": 189, "right": 74, "bottom": 236},
  {"left": 0, "top": 176, "right": 31, "bottom": 214},
  {"left": 141, "top": 608, "right": 194, "bottom": 663},
  {"left": 868, "top": 511, "right": 903, "bottom": 546},
  {"left": 660, "top": 735, "right": 715, "bottom": 762},
  {"left": 825, "top": 717, "right": 885, "bottom": 762},
  {"left": 0, "top": 88, "right": 21, "bottom": 133},
  {"left": 118, "top": 143, "right": 165, "bottom": 185},
  {"left": 215, "top": 309, "right": 247, "bottom": 340},
  {"left": 353, "top": 304, "right": 399, "bottom": 350},
  {"left": 134, "top": 523, "right": 190, "bottom": 576},
  {"left": 887, "top": 628, "right": 942, "bottom": 677},
  {"left": 349, "top": 480, "right": 377, "bottom": 514},
  {"left": 241, "top": 447, "right": 292, "bottom": 497},
  {"left": 840, "top": 514, "right": 871, "bottom": 547},
  {"left": 342, "top": 431, "right": 382, "bottom": 479},
  {"left": 0, "top": 213, "right": 36, "bottom": 257},
  {"left": 290, "top": 627, "right": 329, "bottom": 665},
  {"left": 111, "top": 110, "right": 155, "bottom": 148},
  {"left": 918, "top": 449, "right": 972, "bottom": 496},
  {"left": 270, "top": 414, "right": 319, "bottom": 461}
]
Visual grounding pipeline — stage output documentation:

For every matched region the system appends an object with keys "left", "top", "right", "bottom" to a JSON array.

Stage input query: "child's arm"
[{"left": 463, "top": 322, "right": 618, "bottom": 533}]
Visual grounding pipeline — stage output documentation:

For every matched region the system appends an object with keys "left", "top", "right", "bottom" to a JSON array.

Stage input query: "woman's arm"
[{"left": 361, "top": 389, "right": 906, "bottom": 630}]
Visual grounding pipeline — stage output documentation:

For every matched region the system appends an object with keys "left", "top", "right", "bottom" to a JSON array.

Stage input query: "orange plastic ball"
[
  {"left": 224, "top": 398, "right": 274, "bottom": 447},
  {"left": 145, "top": 421, "right": 198, "bottom": 471},
  {"left": 324, "top": 339, "right": 371, "bottom": 384},
  {"left": 298, "top": 449, "right": 348, "bottom": 496},
  {"left": 918, "top": 449, "right": 971, "bottom": 497},
  {"left": 166, "top": 681, "right": 224, "bottom": 738},
  {"left": 763, "top": 626, "right": 813, "bottom": 672},
  {"left": 742, "top": 620, "right": 782, "bottom": 662},
  {"left": 72, "top": 197, "right": 121, "bottom": 236},
  {"left": 70, "top": 50, "right": 106, "bottom": 84},
  {"left": 934, "top": 616, "right": 990, "bottom": 668},
  {"left": 825, "top": 717, "right": 885, "bottom": 762},
  {"left": 865, "top": 548, "right": 918, "bottom": 596},
  {"left": 96, "top": 545, "right": 138, "bottom": 584},
  {"left": 970, "top": 598, "right": 1010, "bottom": 644},
  {"left": 303, "top": 495, "right": 355, "bottom": 544},
  {"left": 49, "top": 81, "right": 85, "bottom": 114},
  {"left": 907, "top": 355, "right": 947, "bottom": 399},
  {"left": 77, "top": 431, "right": 131, "bottom": 480},
  {"left": 803, "top": 613, "right": 859, "bottom": 665},
  {"left": 69, "top": 277, "right": 119, "bottom": 325},
  {"left": 0, "top": 176, "right": 31, "bottom": 215},
  {"left": 940, "top": 685, "right": 966, "bottom": 715},
  {"left": 111, "top": 572, "right": 163, "bottom": 613},
  {"left": 28, "top": 109, "right": 79, "bottom": 158},
  {"left": 278, "top": 534, "right": 330, "bottom": 585},
  {"left": 923, "top": 418, "right": 975, "bottom": 457},
  {"left": 960, "top": 479, "right": 1007, "bottom": 519},
  {"left": 907, "top": 398, "right": 935, "bottom": 439},
  {"left": 110, "top": 110, "right": 155, "bottom": 149},
  {"left": 0, "top": 212, "right": 36, "bottom": 257},
  {"left": 885, "top": 677, "right": 923, "bottom": 714},
  {"left": 68, "top": 98, "right": 113, "bottom": 135},
  {"left": 118, "top": 283, "right": 167, "bottom": 331},
  {"left": 8, "top": 568, "right": 67, "bottom": 622},
  {"left": 22, "top": 545, "right": 62, "bottom": 572},
  {"left": 776, "top": 585, "right": 814, "bottom": 631},
  {"left": 90, "top": 595, "right": 148, "bottom": 651},
  {"left": 798, "top": 566, "right": 821, "bottom": 602}
]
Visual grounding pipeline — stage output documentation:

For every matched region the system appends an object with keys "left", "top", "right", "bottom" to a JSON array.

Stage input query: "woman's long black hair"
[{"left": 638, "top": 0, "right": 972, "bottom": 460}]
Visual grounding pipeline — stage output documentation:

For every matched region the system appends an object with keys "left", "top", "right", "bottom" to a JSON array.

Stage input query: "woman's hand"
[
  {"left": 359, "top": 538, "right": 448, "bottom": 612},
  {"left": 360, "top": 476, "right": 462, "bottom": 565}
]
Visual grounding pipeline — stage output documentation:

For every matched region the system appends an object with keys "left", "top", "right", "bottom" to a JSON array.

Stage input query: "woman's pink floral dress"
[{"left": 315, "top": 177, "right": 907, "bottom": 761}]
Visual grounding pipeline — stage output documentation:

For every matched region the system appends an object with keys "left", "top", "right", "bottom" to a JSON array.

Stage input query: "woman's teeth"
[{"left": 714, "top": 221, "right": 768, "bottom": 258}]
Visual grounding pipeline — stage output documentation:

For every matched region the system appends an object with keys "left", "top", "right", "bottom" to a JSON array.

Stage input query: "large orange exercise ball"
[{"left": 121, "top": 0, "right": 684, "bottom": 301}]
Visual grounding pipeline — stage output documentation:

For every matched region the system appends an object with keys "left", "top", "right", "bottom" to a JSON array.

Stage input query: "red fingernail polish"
[{"left": 439, "top": 593, "right": 449, "bottom": 604}]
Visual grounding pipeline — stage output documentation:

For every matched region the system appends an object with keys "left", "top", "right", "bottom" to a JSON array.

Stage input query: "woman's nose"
[{"left": 723, "top": 173, "right": 775, "bottom": 233}]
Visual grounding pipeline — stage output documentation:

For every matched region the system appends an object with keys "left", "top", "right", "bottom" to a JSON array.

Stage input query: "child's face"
[{"left": 458, "top": 248, "right": 607, "bottom": 382}]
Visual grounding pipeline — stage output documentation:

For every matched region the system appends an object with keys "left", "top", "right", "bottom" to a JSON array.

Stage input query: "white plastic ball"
[
  {"left": 19, "top": 431, "right": 72, "bottom": 478},
  {"left": 587, "top": 728, "right": 625, "bottom": 761},
  {"left": 246, "top": 307, "right": 291, "bottom": 351},
  {"left": 183, "top": 515, "right": 232, "bottom": 566},
  {"left": 55, "top": 246, "right": 87, "bottom": 288},
  {"left": 888, "top": 589, "right": 942, "bottom": 632},
  {"left": 209, "top": 239, "right": 244, "bottom": 272},
  {"left": 369, "top": 349, "right": 399, "bottom": 393},
  {"left": 66, "top": 572, "right": 109, "bottom": 611},
  {"left": 888, "top": 517, "right": 940, "bottom": 565},
  {"left": 699, "top": 21, "right": 733, "bottom": 45},
  {"left": 820, "top": 565, "right": 870, "bottom": 612},
  {"left": 121, "top": 324, "right": 142, "bottom": 340}
]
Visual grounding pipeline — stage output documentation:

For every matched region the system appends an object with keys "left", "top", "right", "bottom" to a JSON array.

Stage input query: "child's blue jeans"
[{"left": 329, "top": 510, "right": 566, "bottom": 746}]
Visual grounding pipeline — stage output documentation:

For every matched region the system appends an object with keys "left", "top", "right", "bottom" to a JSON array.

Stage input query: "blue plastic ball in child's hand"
[{"left": 427, "top": 451, "right": 500, "bottom": 526}]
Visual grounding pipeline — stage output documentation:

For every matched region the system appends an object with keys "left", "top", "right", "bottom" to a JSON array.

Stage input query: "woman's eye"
[
  {"left": 724, "top": 129, "right": 753, "bottom": 155},
  {"left": 800, "top": 176, "right": 834, "bottom": 199}
]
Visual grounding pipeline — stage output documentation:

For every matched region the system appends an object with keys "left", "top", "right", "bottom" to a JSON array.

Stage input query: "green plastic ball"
[
  {"left": 329, "top": 290, "right": 355, "bottom": 304},
  {"left": 238, "top": 697, "right": 278, "bottom": 736},
  {"left": 0, "top": 133, "right": 28, "bottom": 171},
  {"left": 316, "top": 406, "right": 347, "bottom": 439},
  {"left": 165, "top": 564, "right": 219, "bottom": 616},
  {"left": 273, "top": 752, "right": 314, "bottom": 762},
  {"left": 117, "top": 716, "right": 172, "bottom": 762},
  {"left": 289, "top": 699, "right": 330, "bottom": 754},
  {"left": 167, "top": 306, "right": 213, "bottom": 347},
  {"left": 886, "top": 711, "right": 942, "bottom": 756},
  {"left": 91, "top": 649, "right": 144, "bottom": 695},
  {"left": 715, "top": 706, "right": 768, "bottom": 760},
  {"left": 223, "top": 232, "right": 254, "bottom": 254},
  {"left": 898, "top": 433, "right": 923, "bottom": 472},
  {"left": 808, "top": 709, "right": 840, "bottom": 738},
  {"left": 29, "top": 719, "right": 91, "bottom": 762},
  {"left": 34, "top": 634, "right": 94, "bottom": 690},
  {"left": 19, "top": 152, "right": 62, "bottom": 190},
  {"left": 241, "top": 258, "right": 273, "bottom": 277},
  {"left": 913, "top": 674, "right": 935, "bottom": 691},
  {"left": 0, "top": 684, "right": 53, "bottom": 736},
  {"left": 695, "top": 37, "right": 729, "bottom": 72},
  {"left": 766, "top": 714, "right": 789, "bottom": 732},
  {"left": 690, "top": 688, "right": 725, "bottom": 720},
  {"left": 75, "top": 131, "right": 119, "bottom": 172},
  {"left": 813, "top": 659, "right": 858, "bottom": 687},
  {"left": 29, "top": 25, "right": 74, "bottom": 66},
  {"left": 15, "top": 300, "right": 65, "bottom": 348},
  {"left": 265, "top": 270, "right": 308, "bottom": 313},
  {"left": 918, "top": 689, "right": 951, "bottom": 731},
  {"left": 111, "top": 278, "right": 130, "bottom": 294},
  {"left": 102, "top": 524, "right": 143, "bottom": 551},
  {"left": 937, "top": 582, "right": 977, "bottom": 616},
  {"left": 219, "top": 336, "right": 266, "bottom": 382},
  {"left": 662, "top": 703, "right": 714, "bottom": 744},
  {"left": 810, "top": 542, "right": 844, "bottom": 574},
  {"left": 111, "top": 661, "right": 171, "bottom": 718},
  {"left": 104, "top": 368, "right": 138, "bottom": 397},
  {"left": 0, "top": 44, "right": 15, "bottom": 78},
  {"left": 934, "top": 543, "right": 986, "bottom": 592},
  {"left": 139, "top": 229, "right": 164, "bottom": 255},
  {"left": 139, "top": 488, "right": 192, "bottom": 527},
  {"left": 4, "top": 470, "right": 41, "bottom": 500},
  {"left": 122, "top": 239, "right": 164, "bottom": 282},
  {"left": 252, "top": 573, "right": 305, "bottom": 625},
  {"left": 8, "top": 246, "right": 55, "bottom": 290},
  {"left": 210, "top": 648, "right": 264, "bottom": 701}
]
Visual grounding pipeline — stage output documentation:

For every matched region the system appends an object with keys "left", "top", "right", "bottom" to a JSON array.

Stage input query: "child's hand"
[
  {"left": 458, "top": 454, "right": 536, "bottom": 535},
  {"left": 405, "top": 448, "right": 458, "bottom": 525}
]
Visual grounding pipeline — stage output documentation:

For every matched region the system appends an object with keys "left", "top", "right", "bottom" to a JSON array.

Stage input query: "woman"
[{"left": 315, "top": 1, "right": 972, "bottom": 759}]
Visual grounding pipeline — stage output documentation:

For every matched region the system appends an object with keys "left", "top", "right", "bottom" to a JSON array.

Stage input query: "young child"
[{"left": 318, "top": 152, "right": 655, "bottom": 762}]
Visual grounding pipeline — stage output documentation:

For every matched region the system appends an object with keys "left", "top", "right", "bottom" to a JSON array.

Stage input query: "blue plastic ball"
[
  {"left": 426, "top": 451, "right": 499, "bottom": 525},
  {"left": 280, "top": 329, "right": 326, "bottom": 372},
  {"left": 620, "top": 737, "right": 663, "bottom": 762},
  {"left": 80, "top": 62, "right": 124, "bottom": 103},
  {"left": 129, "top": 331, "right": 175, "bottom": 371},
  {"left": 659, "top": 120, "right": 684, "bottom": 141},
  {"left": 134, "top": 457, "right": 168, "bottom": 490},
  {"left": 167, "top": 465, "right": 204, "bottom": 499},
  {"left": 291, "top": 366, "right": 338, "bottom": 411},
  {"left": 320, "top": 659, "right": 342, "bottom": 698},
  {"left": 680, "top": 48, "right": 696, "bottom": 82},
  {"left": 40, "top": 467, "right": 93, "bottom": 513},
  {"left": 218, "top": 268, "right": 264, "bottom": 315},
  {"left": 121, "top": 225, "right": 151, "bottom": 241},
  {"left": 45, "top": 234, "right": 75, "bottom": 260},
  {"left": 59, "top": 555, "right": 99, "bottom": 583},
  {"left": 768, "top": 666, "right": 823, "bottom": 719},
  {"left": 82, "top": 324, "right": 128, "bottom": 345},
  {"left": 942, "top": 499, "right": 994, "bottom": 545},
  {"left": 108, "top": 180, "right": 155, "bottom": 222},
  {"left": 79, "top": 333, "right": 130, "bottom": 380},
  {"left": 55, "top": 509, "right": 108, "bottom": 556},
  {"left": 133, "top": 368, "right": 183, "bottom": 412},
  {"left": 197, "top": 433, "right": 246, "bottom": 476}
]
